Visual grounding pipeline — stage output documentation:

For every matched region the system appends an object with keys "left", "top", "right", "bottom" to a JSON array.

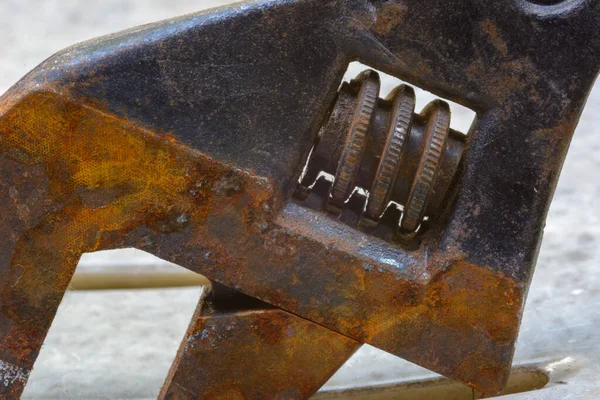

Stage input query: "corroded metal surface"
[
  {"left": 159, "top": 284, "right": 359, "bottom": 399},
  {"left": 0, "top": 0, "right": 598, "bottom": 398}
]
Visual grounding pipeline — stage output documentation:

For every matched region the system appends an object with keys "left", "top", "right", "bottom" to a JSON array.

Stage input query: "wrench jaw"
[
  {"left": 0, "top": 0, "right": 599, "bottom": 398},
  {"left": 159, "top": 283, "right": 360, "bottom": 400}
]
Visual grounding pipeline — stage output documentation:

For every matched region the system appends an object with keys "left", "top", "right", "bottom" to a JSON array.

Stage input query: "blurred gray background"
[{"left": 1, "top": 1, "right": 599, "bottom": 399}]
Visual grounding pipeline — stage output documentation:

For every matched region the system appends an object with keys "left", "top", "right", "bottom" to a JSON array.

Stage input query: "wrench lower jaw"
[{"left": 159, "top": 283, "right": 360, "bottom": 400}]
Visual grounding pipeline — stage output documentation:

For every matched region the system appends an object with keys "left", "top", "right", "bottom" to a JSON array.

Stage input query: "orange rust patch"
[
  {"left": 374, "top": 3, "right": 409, "bottom": 35},
  {"left": 427, "top": 261, "right": 522, "bottom": 344},
  {"left": 0, "top": 91, "right": 274, "bottom": 242},
  {"left": 480, "top": 19, "right": 508, "bottom": 57}
]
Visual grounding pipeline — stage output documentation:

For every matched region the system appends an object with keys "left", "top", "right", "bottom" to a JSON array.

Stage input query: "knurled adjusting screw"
[{"left": 298, "top": 69, "right": 466, "bottom": 240}]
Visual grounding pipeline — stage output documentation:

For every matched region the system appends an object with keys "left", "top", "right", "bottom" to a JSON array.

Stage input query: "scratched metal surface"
[{"left": 1, "top": 0, "right": 598, "bottom": 399}]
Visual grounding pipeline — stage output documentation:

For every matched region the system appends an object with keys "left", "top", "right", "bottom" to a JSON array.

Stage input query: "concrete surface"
[{"left": 1, "top": 1, "right": 599, "bottom": 399}]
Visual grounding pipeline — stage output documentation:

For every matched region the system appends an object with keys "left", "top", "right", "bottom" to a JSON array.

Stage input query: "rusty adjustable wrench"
[{"left": 0, "top": 0, "right": 599, "bottom": 398}]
